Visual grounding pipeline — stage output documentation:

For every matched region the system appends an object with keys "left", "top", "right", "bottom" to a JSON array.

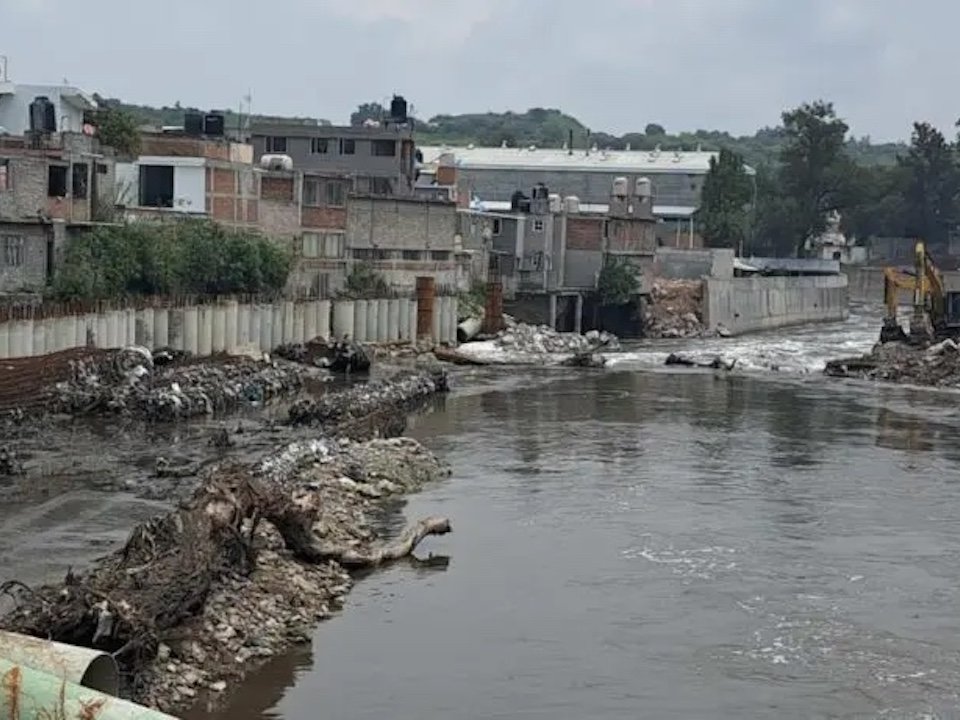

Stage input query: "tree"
[
  {"left": 350, "top": 102, "right": 386, "bottom": 126},
  {"left": 899, "top": 122, "right": 959, "bottom": 248},
  {"left": 777, "top": 101, "right": 852, "bottom": 255},
  {"left": 645, "top": 123, "right": 666, "bottom": 136},
  {"left": 92, "top": 106, "right": 141, "bottom": 158},
  {"left": 697, "top": 148, "right": 753, "bottom": 251},
  {"left": 597, "top": 257, "right": 639, "bottom": 305}
]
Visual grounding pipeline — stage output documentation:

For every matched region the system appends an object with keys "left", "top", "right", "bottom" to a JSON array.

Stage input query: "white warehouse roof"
[{"left": 419, "top": 145, "right": 755, "bottom": 175}]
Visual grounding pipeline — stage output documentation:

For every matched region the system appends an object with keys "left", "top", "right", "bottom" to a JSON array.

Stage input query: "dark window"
[
  {"left": 325, "top": 181, "right": 345, "bottom": 206},
  {"left": 352, "top": 248, "right": 375, "bottom": 261},
  {"left": 96, "top": 163, "right": 109, "bottom": 175},
  {"left": 2, "top": 235, "right": 24, "bottom": 266},
  {"left": 533, "top": 219, "right": 544, "bottom": 232},
  {"left": 71, "top": 163, "right": 88, "bottom": 199},
  {"left": 265, "top": 136, "right": 287, "bottom": 153},
  {"left": 139, "top": 165, "right": 174, "bottom": 208},
  {"left": 372, "top": 249, "right": 389, "bottom": 260},
  {"left": 340, "top": 139, "right": 356, "bottom": 155},
  {"left": 402, "top": 250, "right": 422, "bottom": 261},
  {"left": 48, "top": 166, "right": 68, "bottom": 197},
  {"left": 310, "top": 138, "right": 329, "bottom": 154},
  {"left": 491, "top": 218, "right": 502, "bottom": 236},
  {"left": 0, "top": 159, "right": 9, "bottom": 192},
  {"left": 372, "top": 139, "right": 396, "bottom": 157},
  {"left": 303, "top": 178, "right": 322, "bottom": 207},
  {"left": 431, "top": 250, "right": 451, "bottom": 261},
  {"left": 371, "top": 177, "right": 393, "bottom": 195}
]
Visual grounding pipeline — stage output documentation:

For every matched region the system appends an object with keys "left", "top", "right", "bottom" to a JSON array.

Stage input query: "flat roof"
[
  {"left": 251, "top": 123, "right": 413, "bottom": 140},
  {"left": 419, "top": 145, "right": 755, "bottom": 176},
  {"left": 469, "top": 199, "right": 696, "bottom": 217}
]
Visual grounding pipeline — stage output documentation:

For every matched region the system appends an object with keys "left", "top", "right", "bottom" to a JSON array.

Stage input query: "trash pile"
[
  {"left": 825, "top": 339, "right": 960, "bottom": 387},
  {"left": 118, "top": 437, "right": 452, "bottom": 714},
  {"left": 644, "top": 279, "right": 706, "bottom": 338},
  {"left": 455, "top": 320, "right": 619, "bottom": 365},
  {"left": 274, "top": 338, "right": 371, "bottom": 373},
  {"left": 288, "top": 369, "right": 449, "bottom": 428},
  {"left": 47, "top": 347, "right": 305, "bottom": 421}
]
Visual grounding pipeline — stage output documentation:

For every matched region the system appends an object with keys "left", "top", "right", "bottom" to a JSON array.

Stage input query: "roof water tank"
[
  {"left": 203, "top": 112, "right": 226, "bottom": 137},
  {"left": 612, "top": 176, "right": 629, "bottom": 197},
  {"left": 548, "top": 193, "right": 562, "bottom": 213},
  {"left": 531, "top": 184, "right": 549, "bottom": 200},
  {"left": 29, "top": 96, "right": 56, "bottom": 133},
  {"left": 260, "top": 154, "right": 294, "bottom": 171},
  {"left": 635, "top": 177, "right": 652, "bottom": 198},
  {"left": 390, "top": 95, "right": 408, "bottom": 124},
  {"left": 563, "top": 196, "right": 580, "bottom": 214},
  {"left": 184, "top": 111, "right": 204, "bottom": 136}
]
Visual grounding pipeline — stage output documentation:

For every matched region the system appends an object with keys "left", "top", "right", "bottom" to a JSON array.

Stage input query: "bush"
[
  {"left": 340, "top": 263, "right": 390, "bottom": 299},
  {"left": 50, "top": 220, "right": 292, "bottom": 301},
  {"left": 597, "top": 257, "right": 639, "bottom": 306}
]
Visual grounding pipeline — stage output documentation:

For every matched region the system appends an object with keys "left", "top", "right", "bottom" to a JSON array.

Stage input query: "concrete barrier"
[
  {"left": 212, "top": 305, "right": 227, "bottom": 354},
  {"left": 431, "top": 297, "right": 442, "bottom": 345},
  {"left": 0, "top": 322, "right": 10, "bottom": 358},
  {"left": 182, "top": 307, "right": 199, "bottom": 354},
  {"left": 153, "top": 309, "right": 169, "bottom": 348},
  {"left": 304, "top": 300, "right": 319, "bottom": 342},
  {"left": 366, "top": 300, "right": 378, "bottom": 343},
  {"left": 293, "top": 302, "right": 306, "bottom": 344},
  {"left": 79, "top": 314, "right": 92, "bottom": 349},
  {"left": 258, "top": 305, "right": 273, "bottom": 353},
  {"left": 407, "top": 300, "right": 418, "bottom": 343},
  {"left": 845, "top": 265, "right": 884, "bottom": 303},
  {"left": 703, "top": 275, "right": 849, "bottom": 336},
  {"left": 238, "top": 304, "right": 251, "bottom": 349},
  {"left": 398, "top": 299, "right": 410, "bottom": 341},
  {"left": 124, "top": 309, "right": 136, "bottom": 347},
  {"left": 225, "top": 301, "right": 239, "bottom": 354},
  {"left": 375, "top": 299, "right": 388, "bottom": 342},
  {"left": 388, "top": 299, "right": 400, "bottom": 342},
  {"left": 354, "top": 300, "right": 368, "bottom": 342},
  {"left": 319, "top": 300, "right": 332, "bottom": 340},
  {"left": 332, "top": 300, "right": 354, "bottom": 339},
  {"left": 282, "top": 301, "right": 295, "bottom": 344},
  {"left": 198, "top": 307, "right": 213, "bottom": 356}
]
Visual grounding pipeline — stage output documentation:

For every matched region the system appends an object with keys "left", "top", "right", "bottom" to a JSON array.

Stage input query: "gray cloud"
[{"left": 2, "top": 0, "right": 957, "bottom": 141}]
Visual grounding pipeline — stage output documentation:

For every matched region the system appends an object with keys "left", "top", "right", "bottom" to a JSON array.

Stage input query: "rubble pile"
[
  {"left": 275, "top": 338, "right": 372, "bottom": 373},
  {"left": 48, "top": 347, "right": 305, "bottom": 421},
  {"left": 825, "top": 340, "right": 960, "bottom": 387},
  {"left": 496, "top": 319, "right": 620, "bottom": 355},
  {"left": 288, "top": 369, "right": 449, "bottom": 429},
  {"left": 644, "top": 279, "right": 706, "bottom": 338}
]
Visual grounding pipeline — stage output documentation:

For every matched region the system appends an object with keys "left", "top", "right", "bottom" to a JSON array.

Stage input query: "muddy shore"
[
  {"left": 825, "top": 339, "right": 960, "bottom": 388},
  {"left": 0, "top": 346, "right": 453, "bottom": 716}
]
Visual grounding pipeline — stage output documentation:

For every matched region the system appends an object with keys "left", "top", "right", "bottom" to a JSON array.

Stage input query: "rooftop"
[
  {"left": 250, "top": 122, "right": 414, "bottom": 140},
  {"left": 419, "top": 145, "right": 755, "bottom": 175}
]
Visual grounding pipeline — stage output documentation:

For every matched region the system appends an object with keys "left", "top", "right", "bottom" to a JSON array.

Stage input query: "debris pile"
[
  {"left": 666, "top": 352, "right": 737, "bottom": 371},
  {"left": 644, "top": 279, "right": 705, "bottom": 338},
  {"left": 274, "top": 338, "right": 371, "bottom": 374},
  {"left": 48, "top": 347, "right": 305, "bottom": 421},
  {"left": 1, "top": 436, "right": 452, "bottom": 715},
  {"left": 288, "top": 369, "right": 448, "bottom": 432},
  {"left": 825, "top": 340, "right": 960, "bottom": 387},
  {"left": 454, "top": 320, "right": 619, "bottom": 365}
]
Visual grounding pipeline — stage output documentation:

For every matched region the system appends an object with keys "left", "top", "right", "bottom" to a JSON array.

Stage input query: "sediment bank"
[{"left": 825, "top": 339, "right": 960, "bottom": 388}]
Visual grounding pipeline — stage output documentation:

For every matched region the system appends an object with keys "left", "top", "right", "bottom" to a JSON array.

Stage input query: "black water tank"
[
  {"left": 184, "top": 111, "right": 204, "bottom": 136},
  {"left": 390, "top": 95, "right": 408, "bottom": 123},
  {"left": 29, "top": 96, "right": 56, "bottom": 133},
  {"left": 203, "top": 111, "right": 225, "bottom": 136},
  {"left": 532, "top": 184, "right": 549, "bottom": 200}
]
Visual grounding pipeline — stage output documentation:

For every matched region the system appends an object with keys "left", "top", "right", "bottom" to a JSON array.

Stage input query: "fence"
[{"left": 0, "top": 295, "right": 460, "bottom": 360}]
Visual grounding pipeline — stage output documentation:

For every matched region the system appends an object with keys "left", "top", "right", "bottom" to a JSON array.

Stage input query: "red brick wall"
[
  {"left": 260, "top": 176, "right": 294, "bottom": 203},
  {"left": 212, "top": 168, "right": 237, "bottom": 194},
  {"left": 566, "top": 217, "right": 603, "bottom": 250},
  {"left": 211, "top": 196, "right": 236, "bottom": 222},
  {"left": 302, "top": 206, "right": 346, "bottom": 229}
]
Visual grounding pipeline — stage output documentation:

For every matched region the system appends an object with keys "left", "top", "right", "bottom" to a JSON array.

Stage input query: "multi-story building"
[{"left": 0, "top": 68, "right": 98, "bottom": 136}]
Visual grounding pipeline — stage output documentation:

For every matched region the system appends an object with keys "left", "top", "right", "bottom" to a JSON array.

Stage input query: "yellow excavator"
[{"left": 881, "top": 241, "right": 948, "bottom": 344}]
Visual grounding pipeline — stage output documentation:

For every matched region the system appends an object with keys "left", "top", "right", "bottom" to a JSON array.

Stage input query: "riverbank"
[{"left": 825, "top": 339, "right": 960, "bottom": 388}]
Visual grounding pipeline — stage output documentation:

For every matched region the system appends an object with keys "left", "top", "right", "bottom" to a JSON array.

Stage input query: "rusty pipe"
[{"left": 0, "top": 630, "right": 119, "bottom": 695}]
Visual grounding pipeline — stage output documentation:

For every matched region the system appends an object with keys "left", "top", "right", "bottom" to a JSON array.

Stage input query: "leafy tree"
[
  {"left": 898, "top": 122, "right": 959, "bottom": 248},
  {"left": 645, "top": 123, "right": 666, "bottom": 136},
  {"left": 341, "top": 263, "right": 390, "bottom": 299},
  {"left": 350, "top": 102, "right": 386, "bottom": 126},
  {"left": 92, "top": 106, "right": 141, "bottom": 158},
  {"left": 597, "top": 257, "right": 639, "bottom": 305},
  {"left": 777, "top": 101, "right": 853, "bottom": 255},
  {"left": 697, "top": 149, "right": 753, "bottom": 251}
]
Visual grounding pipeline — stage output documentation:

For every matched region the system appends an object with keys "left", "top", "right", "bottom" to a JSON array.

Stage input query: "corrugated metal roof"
[
  {"left": 468, "top": 198, "right": 696, "bottom": 217},
  {"left": 419, "top": 145, "right": 754, "bottom": 175}
]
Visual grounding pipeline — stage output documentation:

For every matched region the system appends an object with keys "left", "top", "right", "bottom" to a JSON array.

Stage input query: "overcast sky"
[{"left": 2, "top": 0, "right": 955, "bottom": 142}]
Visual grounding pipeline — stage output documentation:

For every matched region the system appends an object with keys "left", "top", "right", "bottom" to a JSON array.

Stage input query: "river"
[{"left": 193, "top": 306, "right": 960, "bottom": 720}]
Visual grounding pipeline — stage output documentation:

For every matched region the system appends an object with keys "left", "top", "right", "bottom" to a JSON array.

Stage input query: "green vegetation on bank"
[{"left": 51, "top": 220, "right": 292, "bottom": 301}]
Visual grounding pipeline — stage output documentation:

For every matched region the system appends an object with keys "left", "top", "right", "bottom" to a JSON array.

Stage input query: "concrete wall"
[
  {"left": 844, "top": 265, "right": 884, "bottom": 303},
  {"left": 0, "top": 84, "right": 89, "bottom": 135},
  {"left": 0, "top": 222, "right": 50, "bottom": 291},
  {"left": 654, "top": 247, "right": 734, "bottom": 280},
  {"left": 0, "top": 295, "right": 458, "bottom": 359},
  {"left": 703, "top": 275, "right": 849, "bottom": 336}
]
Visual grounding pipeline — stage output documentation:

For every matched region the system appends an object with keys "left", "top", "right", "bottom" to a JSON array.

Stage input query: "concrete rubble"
[
  {"left": 47, "top": 347, "right": 307, "bottom": 421},
  {"left": 129, "top": 437, "right": 452, "bottom": 714},
  {"left": 825, "top": 340, "right": 960, "bottom": 387},
  {"left": 454, "top": 318, "right": 619, "bottom": 366},
  {"left": 644, "top": 279, "right": 706, "bottom": 339}
]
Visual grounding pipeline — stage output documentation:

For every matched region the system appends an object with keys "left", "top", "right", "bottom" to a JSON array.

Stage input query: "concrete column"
[
  {"left": 182, "top": 307, "right": 199, "bottom": 354},
  {"left": 135, "top": 309, "right": 153, "bottom": 348},
  {"left": 270, "top": 303, "right": 284, "bottom": 349},
  {"left": 105, "top": 311, "right": 119, "bottom": 349},
  {"left": 549, "top": 294, "right": 558, "bottom": 331},
  {"left": 237, "top": 303, "right": 251, "bottom": 350},
  {"left": 166, "top": 309, "right": 182, "bottom": 351},
  {"left": 432, "top": 297, "right": 442, "bottom": 345},
  {"left": 94, "top": 314, "right": 107, "bottom": 349},
  {"left": 407, "top": 300, "right": 418, "bottom": 344},
  {"left": 32, "top": 319, "right": 46, "bottom": 357},
  {"left": 212, "top": 305, "right": 227, "bottom": 354},
  {"left": 258, "top": 305, "right": 272, "bottom": 353},
  {"left": 377, "top": 299, "right": 390, "bottom": 342},
  {"left": 318, "top": 300, "right": 332, "bottom": 340},
  {"left": 124, "top": 309, "right": 136, "bottom": 347},
  {"left": 448, "top": 296, "right": 459, "bottom": 346},
  {"left": 226, "top": 301, "right": 240, "bottom": 354},
  {"left": 153, "top": 308, "right": 170, "bottom": 348},
  {"left": 198, "top": 306, "right": 213, "bottom": 356},
  {"left": 574, "top": 294, "right": 584, "bottom": 335},
  {"left": 353, "top": 300, "right": 368, "bottom": 342},
  {"left": 282, "top": 301, "right": 295, "bottom": 344},
  {"left": 293, "top": 302, "right": 306, "bottom": 344},
  {"left": 0, "top": 322, "right": 10, "bottom": 359},
  {"left": 78, "top": 314, "right": 92, "bottom": 348},
  {"left": 304, "top": 300, "right": 319, "bottom": 342},
  {"left": 10, "top": 320, "right": 27, "bottom": 358},
  {"left": 398, "top": 299, "right": 410, "bottom": 341},
  {"left": 332, "top": 300, "right": 355, "bottom": 340},
  {"left": 387, "top": 298, "right": 400, "bottom": 342},
  {"left": 366, "top": 300, "right": 379, "bottom": 343}
]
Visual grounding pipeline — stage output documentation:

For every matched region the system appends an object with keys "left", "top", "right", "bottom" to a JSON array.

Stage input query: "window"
[
  {"left": 310, "top": 138, "right": 329, "bottom": 154},
  {"left": 265, "top": 136, "right": 287, "bottom": 153},
  {"left": 352, "top": 248, "right": 375, "bottom": 261},
  {"left": 371, "top": 177, "right": 393, "bottom": 196},
  {"left": 2, "top": 235, "right": 24, "bottom": 266},
  {"left": 325, "top": 180, "right": 345, "bottom": 207},
  {"left": 139, "top": 165, "right": 174, "bottom": 208},
  {"left": 71, "top": 163, "right": 88, "bottom": 199},
  {"left": 313, "top": 272, "right": 330, "bottom": 297},
  {"left": 340, "top": 139, "right": 356, "bottom": 155},
  {"left": 431, "top": 250, "right": 451, "bottom": 261},
  {"left": 401, "top": 250, "right": 422, "bottom": 261},
  {"left": 303, "top": 232, "right": 344, "bottom": 260},
  {"left": 96, "top": 163, "right": 109, "bottom": 175},
  {"left": 303, "top": 178, "right": 322, "bottom": 207},
  {"left": 491, "top": 218, "right": 502, "bottom": 236},
  {"left": 48, "top": 166, "right": 68, "bottom": 197},
  {"left": 0, "top": 160, "right": 9, "bottom": 192},
  {"left": 372, "top": 139, "right": 396, "bottom": 157},
  {"left": 533, "top": 219, "right": 544, "bottom": 232}
]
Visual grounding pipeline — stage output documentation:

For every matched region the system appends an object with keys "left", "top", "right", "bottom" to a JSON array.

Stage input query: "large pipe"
[
  {"left": 0, "top": 657, "right": 176, "bottom": 719},
  {"left": 0, "top": 630, "right": 118, "bottom": 694},
  {"left": 457, "top": 317, "right": 482, "bottom": 343}
]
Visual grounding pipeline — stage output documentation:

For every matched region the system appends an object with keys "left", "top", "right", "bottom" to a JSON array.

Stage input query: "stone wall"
[{"left": 703, "top": 275, "right": 849, "bottom": 336}]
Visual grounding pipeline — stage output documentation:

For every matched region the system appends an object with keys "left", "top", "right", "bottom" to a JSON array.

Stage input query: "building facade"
[{"left": 0, "top": 80, "right": 97, "bottom": 136}]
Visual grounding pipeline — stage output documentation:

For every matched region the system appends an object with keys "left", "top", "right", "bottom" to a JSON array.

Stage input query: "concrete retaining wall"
[
  {"left": 704, "top": 275, "right": 849, "bottom": 336},
  {"left": 844, "top": 266, "right": 884, "bottom": 304},
  {"left": 0, "top": 295, "right": 456, "bottom": 360}
]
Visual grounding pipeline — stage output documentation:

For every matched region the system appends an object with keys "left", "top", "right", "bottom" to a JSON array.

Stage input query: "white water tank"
[
  {"left": 260, "top": 154, "right": 293, "bottom": 171},
  {"left": 549, "top": 193, "right": 562, "bottom": 213},
  {"left": 563, "top": 195, "right": 580, "bottom": 214},
  {"left": 612, "top": 176, "right": 629, "bottom": 197},
  {"left": 635, "top": 177, "right": 652, "bottom": 198}
]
